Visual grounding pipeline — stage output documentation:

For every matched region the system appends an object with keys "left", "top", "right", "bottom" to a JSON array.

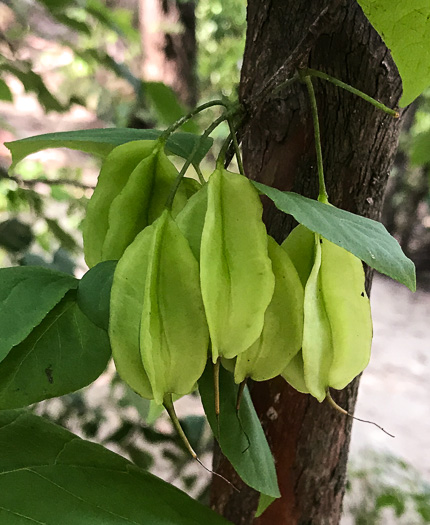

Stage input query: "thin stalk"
[
  {"left": 236, "top": 379, "right": 247, "bottom": 412},
  {"left": 302, "top": 74, "right": 329, "bottom": 203},
  {"left": 213, "top": 358, "right": 221, "bottom": 440},
  {"left": 163, "top": 394, "right": 197, "bottom": 459},
  {"left": 305, "top": 68, "right": 399, "bottom": 118},
  {"left": 165, "top": 113, "right": 228, "bottom": 209},
  {"left": 270, "top": 73, "right": 300, "bottom": 98},
  {"left": 194, "top": 164, "right": 206, "bottom": 185},
  {"left": 158, "top": 99, "right": 231, "bottom": 144},
  {"left": 216, "top": 132, "right": 232, "bottom": 170},
  {"left": 236, "top": 379, "right": 251, "bottom": 452},
  {"left": 163, "top": 394, "right": 240, "bottom": 491},
  {"left": 226, "top": 116, "right": 245, "bottom": 176},
  {"left": 326, "top": 389, "right": 394, "bottom": 437}
]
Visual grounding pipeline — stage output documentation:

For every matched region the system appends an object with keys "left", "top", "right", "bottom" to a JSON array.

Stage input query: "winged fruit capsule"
[
  {"left": 109, "top": 210, "right": 209, "bottom": 405},
  {"left": 234, "top": 236, "right": 304, "bottom": 383},
  {"left": 83, "top": 140, "right": 198, "bottom": 267},
  {"left": 281, "top": 225, "right": 372, "bottom": 401},
  {"left": 199, "top": 168, "right": 275, "bottom": 363}
]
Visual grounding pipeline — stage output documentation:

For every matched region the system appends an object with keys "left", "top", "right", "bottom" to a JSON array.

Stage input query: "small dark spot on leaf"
[
  {"left": 361, "top": 292, "right": 365, "bottom": 297},
  {"left": 45, "top": 365, "right": 54, "bottom": 384},
  {"left": 320, "top": 239, "right": 323, "bottom": 244}
]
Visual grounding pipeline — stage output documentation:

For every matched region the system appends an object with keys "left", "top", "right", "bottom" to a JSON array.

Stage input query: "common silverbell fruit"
[
  {"left": 234, "top": 236, "right": 304, "bottom": 383},
  {"left": 199, "top": 168, "right": 275, "bottom": 362},
  {"left": 109, "top": 209, "right": 209, "bottom": 405},
  {"left": 83, "top": 140, "right": 198, "bottom": 267},
  {"left": 281, "top": 224, "right": 372, "bottom": 402}
]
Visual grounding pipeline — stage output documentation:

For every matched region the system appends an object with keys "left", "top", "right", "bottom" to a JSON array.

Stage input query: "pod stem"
[
  {"left": 236, "top": 379, "right": 251, "bottom": 453},
  {"left": 158, "top": 99, "right": 232, "bottom": 144},
  {"left": 325, "top": 389, "right": 394, "bottom": 438},
  {"left": 165, "top": 113, "right": 228, "bottom": 210},
  {"left": 163, "top": 394, "right": 239, "bottom": 492},
  {"left": 216, "top": 131, "right": 232, "bottom": 170},
  {"left": 163, "top": 394, "right": 198, "bottom": 459},
  {"left": 300, "top": 72, "right": 329, "bottom": 204},
  {"left": 305, "top": 68, "right": 400, "bottom": 118},
  {"left": 226, "top": 114, "right": 245, "bottom": 176},
  {"left": 213, "top": 358, "right": 221, "bottom": 440},
  {"left": 236, "top": 379, "right": 247, "bottom": 412}
]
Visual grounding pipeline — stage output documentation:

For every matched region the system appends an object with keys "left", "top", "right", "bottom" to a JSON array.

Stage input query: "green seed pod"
[
  {"left": 109, "top": 226, "right": 154, "bottom": 400},
  {"left": 176, "top": 184, "right": 208, "bottom": 261},
  {"left": 84, "top": 140, "right": 198, "bottom": 267},
  {"left": 139, "top": 210, "right": 210, "bottom": 405},
  {"left": 281, "top": 351, "right": 309, "bottom": 394},
  {"left": 101, "top": 147, "right": 191, "bottom": 262},
  {"left": 200, "top": 168, "right": 275, "bottom": 362},
  {"left": 282, "top": 225, "right": 372, "bottom": 401},
  {"left": 234, "top": 236, "right": 304, "bottom": 383},
  {"left": 83, "top": 140, "right": 157, "bottom": 268}
]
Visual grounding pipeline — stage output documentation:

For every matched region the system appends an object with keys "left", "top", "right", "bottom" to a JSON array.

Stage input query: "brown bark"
[
  {"left": 211, "top": 1, "right": 403, "bottom": 524},
  {"left": 139, "top": 0, "right": 197, "bottom": 107}
]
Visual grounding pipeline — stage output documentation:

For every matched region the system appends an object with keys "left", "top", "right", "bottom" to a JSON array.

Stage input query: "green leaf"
[
  {"left": 410, "top": 130, "right": 430, "bottom": 165},
  {"left": 6, "top": 128, "right": 213, "bottom": 169},
  {"left": 199, "top": 365, "right": 280, "bottom": 499},
  {"left": 253, "top": 183, "right": 416, "bottom": 291},
  {"left": 144, "top": 81, "right": 199, "bottom": 133},
  {"left": 0, "top": 410, "right": 231, "bottom": 525},
  {"left": 45, "top": 218, "right": 79, "bottom": 253},
  {"left": 0, "top": 64, "right": 67, "bottom": 112},
  {"left": 0, "top": 78, "right": 12, "bottom": 102},
  {"left": 53, "top": 13, "right": 92, "bottom": 36},
  {"left": 357, "top": 0, "right": 430, "bottom": 107},
  {"left": 255, "top": 494, "right": 277, "bottom": 518},
  {"left": 0, "top": 292, "right": 111, "bottom": 409},
  {"left": 0, "top": 266, "right": 77, "bottom": 363},
  {"left": 77, "top": 260, "right": 117, "bottom": 331}
]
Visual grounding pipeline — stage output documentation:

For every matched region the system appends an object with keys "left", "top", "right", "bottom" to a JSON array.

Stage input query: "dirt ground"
[{"left": 350, "top": 273, "right": 430, "bottom": 479}]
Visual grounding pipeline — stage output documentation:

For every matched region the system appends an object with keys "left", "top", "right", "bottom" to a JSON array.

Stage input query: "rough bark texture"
[
  {"left": 139, "top": 0, "right": 197, "bottom": 107},
  {"left": 211, "top": 1, "right": 403, "bottom": 524}
]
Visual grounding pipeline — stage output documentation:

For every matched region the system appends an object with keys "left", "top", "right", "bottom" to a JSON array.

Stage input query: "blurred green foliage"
[{"left": 345, "top": 451, "right": 430, "bottom": 524}]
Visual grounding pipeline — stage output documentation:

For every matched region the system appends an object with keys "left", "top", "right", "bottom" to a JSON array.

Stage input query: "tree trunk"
[
  {"left": 139, "top": 0, "right": 197, "bottom": 107},
  {"left": 211, "top": 1, "right": 403, "bottom": 524}
]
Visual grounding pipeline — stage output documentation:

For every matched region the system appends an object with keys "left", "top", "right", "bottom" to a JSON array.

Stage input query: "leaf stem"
[
  {"left": 305, "top": 68, "right": 399, "bottom": 118},
  {"left": 301, "top": 73, "right": 329, "bottom": 203}
]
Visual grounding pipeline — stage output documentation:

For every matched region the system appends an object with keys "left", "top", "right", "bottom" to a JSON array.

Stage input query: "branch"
[
  {"left": 0, "top": 167, "right": 95, "bottom": 190},
  {"left": 244, "top": 0, "right": 347, "bottom": 114}
]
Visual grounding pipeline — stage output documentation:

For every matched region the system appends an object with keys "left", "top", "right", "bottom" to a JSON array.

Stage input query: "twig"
[{"left": 0, "top": 171, "right": 95, "bottom": 190}]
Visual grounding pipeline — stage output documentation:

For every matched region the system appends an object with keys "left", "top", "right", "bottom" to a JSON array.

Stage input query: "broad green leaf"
[
  {"left": 0, "top": 410, "right": 231, "bottom": 525},
  {"left": 77, "top": 260, "right": 117, "bottom": 331},
  {"left": 0, "top": 266, "right": 77, "bottom": 363},
  {"left": 0, "top": 292, "right": 110, "bottom": 409},
  {"left": 253, "top": 183, "right": 416, "bottom": 291},
  {"left": 357, "top": 0, "right": 430, "bottom": 107},
  {"left": 199, "top": 365, "right": 280, "bottom": 499},
  {"left": 0, "top": 78, "right": 12, "bottom": 102},
  {"left": 144, "top": 81, "right": 199, "bottom": 133},
  {"left": 6, "top": 128, "right": 213, "bottom": 169}
]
